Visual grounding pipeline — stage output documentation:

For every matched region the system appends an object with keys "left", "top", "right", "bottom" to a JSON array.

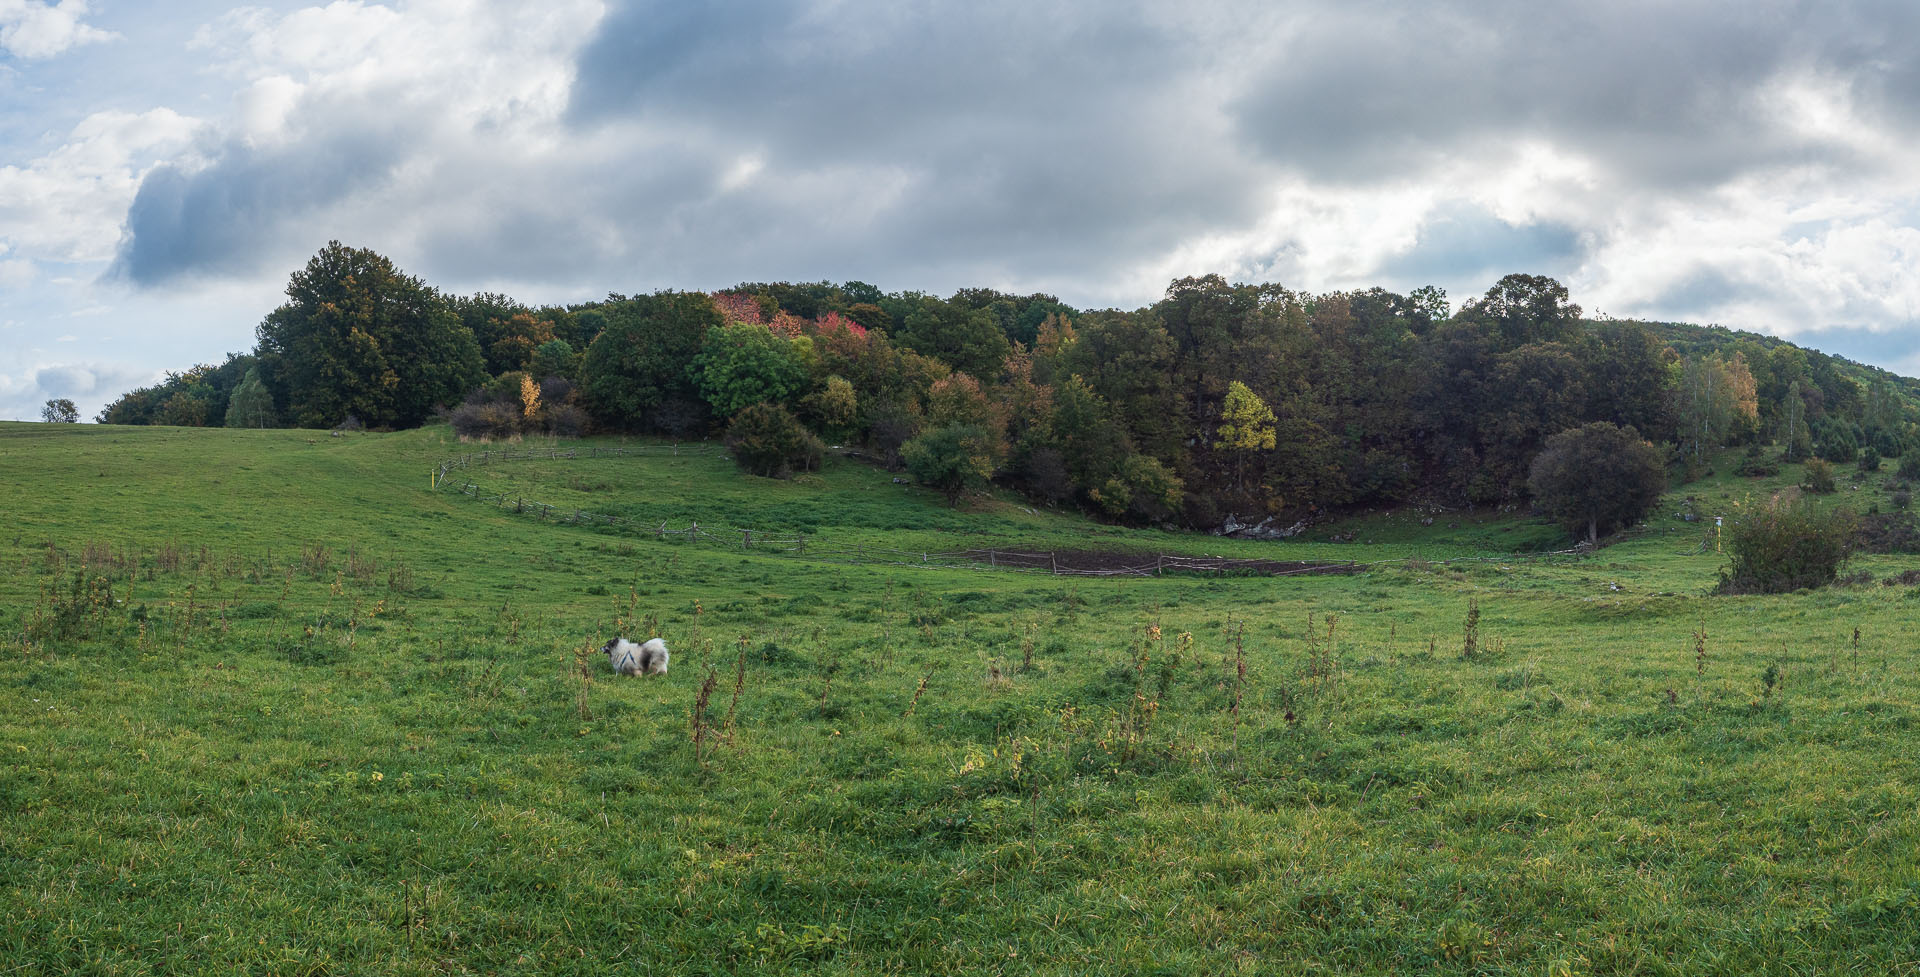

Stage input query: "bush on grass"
[
  {"left": 726, "top": 402, "right": 823, "bottom": 478},
  {"left": 1719, "top": 494, "right": 1856, "bottom": 593}
]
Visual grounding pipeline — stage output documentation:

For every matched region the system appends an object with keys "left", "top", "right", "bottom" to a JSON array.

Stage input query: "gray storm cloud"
[
  {"left": 108, "top": 122, "right": 409, "bottom": 286},
  {"left": 91, "top": 0, "right": 1920, "bottom": 341},
  {"left": 563, "top": 0, "right": 1269, "bottom": 291},
  {"left": 1229, "top": 0, "right": 1920, "bottom": 186}
]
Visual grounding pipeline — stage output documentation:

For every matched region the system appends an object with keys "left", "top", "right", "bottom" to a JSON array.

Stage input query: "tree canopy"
[
  {"left": 255, "top": 242, "right": 483, "bottom": 429},
  {"left": 101, "top": 248, "right": 1920, "bottom": 537},
  {"left": 1527, "top": 422, "right": 1667, "bottom": 544},
  {"left": 579, "top": 291, "right": 723, "bottom": 429}
]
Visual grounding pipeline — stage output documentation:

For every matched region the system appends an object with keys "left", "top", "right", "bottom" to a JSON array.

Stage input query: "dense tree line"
[{"left": 99, "top": 243, "right": 1920, "bottom": 535}]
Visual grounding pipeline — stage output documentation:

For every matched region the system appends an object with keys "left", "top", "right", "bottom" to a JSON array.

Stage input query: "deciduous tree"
[
  {"left": 1528, "top": 422, "right": 1666, "bottom": 545},
  {"left": 693, "top": 323, "right": 812, "bottom": 420},
  {"left": 1677, "top": 352, "right": 1758, "bottom": 459},
  {"left": 256, "top": 242, "right": 483, "bottom": 429},
  {"left": 579, "top": 291, "right": 723, "bottom": 429},
  {"left": 1214, "top": 380, "right": 1275, "bottom": 492}
]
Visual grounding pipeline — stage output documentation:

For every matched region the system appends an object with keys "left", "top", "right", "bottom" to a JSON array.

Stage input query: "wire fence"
[{"left": 430, "top": 443, "right": 1593, "bottom": 577}]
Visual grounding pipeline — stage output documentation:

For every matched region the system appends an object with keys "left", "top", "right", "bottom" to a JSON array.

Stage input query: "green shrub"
[
  {"left": 1719, "top": 495, "right": 1856, "bottom": 593},
  {"left": 725, "top": 402, "right": 823, "bottom": 478},
  {"left": 1803, "top": 458, "right": 1837, "bottom": 494},
  {"left": 1814, "top": 419, "right": 1861, "bottom": 464},
  {"left": 901, "top": 423, "right": 997, "bottom": 506},
  {"left": 1899, "top": 454, "right": 1920, "bottom": 481},
  {"left": 1859, "top": 446, "right": 1882, "bottom": 473}
]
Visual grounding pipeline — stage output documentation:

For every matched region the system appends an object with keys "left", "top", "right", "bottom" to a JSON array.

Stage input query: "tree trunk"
[{"left": 1588, "top": 516, "right": 1598, "bottom": 546}]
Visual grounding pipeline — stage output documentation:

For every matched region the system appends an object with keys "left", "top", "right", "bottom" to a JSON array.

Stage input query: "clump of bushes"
[
  {"left": 1719, "top": 494, "right": 1857, "bottom": 593},
  {"left": 449, "top": 401, "right": 522, "bottom": 440},
  {"left": 1802, "top": 458, "right": 1837, "bottom": 494},
  {"left": 1855, "top": 511, "right": 1920, "bottom": 553},
  {"left": 726, "top": 403, "right": 823, "bottom": 478},
  {"left": 449, "top": 372, "right": 588, "bottom": 440}
]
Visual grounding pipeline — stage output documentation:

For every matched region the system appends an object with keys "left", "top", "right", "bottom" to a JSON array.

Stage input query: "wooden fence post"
[{"left": 1050, "top": 552, "right": 1058, "bottom": 575}]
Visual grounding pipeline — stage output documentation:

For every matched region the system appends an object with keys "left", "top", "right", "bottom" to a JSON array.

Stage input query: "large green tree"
[
  {"left": 693, "top": 322, "right": 812, "bottom": 419},
  {"left": 891, "top": 295, "right": 1011, "bottom": 381},
  {"left": 1528, "top": 422, "right": 1667, "bottom": 545},
  {"left": 255, "top": 243, "right": 483, "bottom": 429},
  {"left": 1460, "top": 273, "right": 1582, "bottom": 348},
  {"left": 579, "top": 291, "right": 723, "bottom": 429}
]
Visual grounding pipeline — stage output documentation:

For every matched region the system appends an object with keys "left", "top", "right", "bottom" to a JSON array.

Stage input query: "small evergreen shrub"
[{"left": 1815, "top": 420, "right": 1860, "bottom": 464}]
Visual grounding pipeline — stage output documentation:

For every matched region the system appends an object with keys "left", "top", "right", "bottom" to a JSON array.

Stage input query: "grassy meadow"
[{"left": 3, "top": 421, "right": 1919, "bottom": 975}]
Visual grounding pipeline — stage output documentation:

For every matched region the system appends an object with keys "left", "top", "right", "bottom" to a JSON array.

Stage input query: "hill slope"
[{"left": 3, "top": 423, "right": 1918, "bottom": 974}]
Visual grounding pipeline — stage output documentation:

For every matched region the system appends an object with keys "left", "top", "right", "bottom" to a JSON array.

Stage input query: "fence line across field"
[{"left": 431, "top": 444, "right": 1592, "bottom": 577}]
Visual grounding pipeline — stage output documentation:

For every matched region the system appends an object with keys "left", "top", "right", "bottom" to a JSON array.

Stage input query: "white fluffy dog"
[{"left": 603, "top": 637, "right": 670, "bottom": 676}]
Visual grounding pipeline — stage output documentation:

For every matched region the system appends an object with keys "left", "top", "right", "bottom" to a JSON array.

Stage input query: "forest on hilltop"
[{"left": 97, "top": 242, "right": 1917, "bottom": 532}]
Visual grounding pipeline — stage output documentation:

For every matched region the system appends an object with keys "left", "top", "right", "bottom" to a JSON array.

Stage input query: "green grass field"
[{"left": 3, "top": 422, "right": 1917, "bottom": 975}]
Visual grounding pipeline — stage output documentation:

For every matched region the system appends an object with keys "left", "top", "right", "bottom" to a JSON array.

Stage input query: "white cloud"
[
  {"left": 0, "top": 0, "right": 116, "bottom": 59},
  {"left": 25, "top": 0, "right": 1920, "bottom": 381},
  {"left": 112, "top": 0, "right": 606, "bottom": 288},
  {"left": 0, "top": 108, "right": 204, "bottom": 263},
  {"left": 0, "top": 360, "right": 158, "bottom": 421}
]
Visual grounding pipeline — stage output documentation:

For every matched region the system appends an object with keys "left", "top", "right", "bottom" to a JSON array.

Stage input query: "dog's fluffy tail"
[{"left": 638, "top": 637, "right": 669, "bottom": 675}]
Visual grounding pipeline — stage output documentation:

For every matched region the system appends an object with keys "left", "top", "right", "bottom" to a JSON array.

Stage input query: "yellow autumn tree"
[
  {"left": 519, "top": 373, "right": 542, "bottom": 420},
  {"left": 1679, "top": 352, "right": 1758, "bottom": 459},
  {"left": 1215, "top": 380, "right": 1276, "bottom": 491}
]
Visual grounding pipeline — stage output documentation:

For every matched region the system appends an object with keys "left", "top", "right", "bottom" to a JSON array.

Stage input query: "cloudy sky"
[{"left": 9, "top": 0, "right": 1920, "bottom": 420}]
